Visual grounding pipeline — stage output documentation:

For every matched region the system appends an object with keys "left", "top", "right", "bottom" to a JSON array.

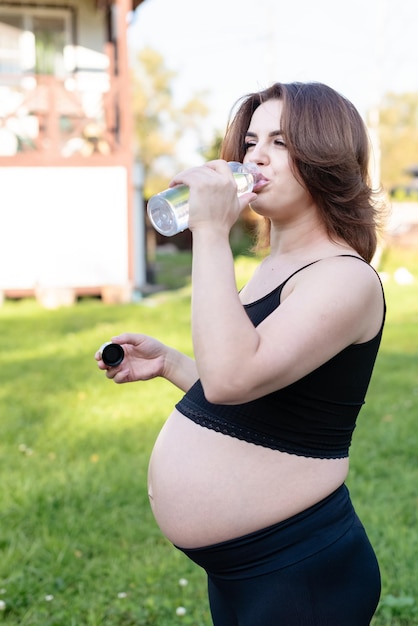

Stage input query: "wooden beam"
[{"left": 95, "top": 0, "right": 146, "bottom": 9}]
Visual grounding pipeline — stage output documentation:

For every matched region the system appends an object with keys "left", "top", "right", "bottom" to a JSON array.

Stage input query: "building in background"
[{"left": 0, "top": 0, "right": 147, "bottom": 307}]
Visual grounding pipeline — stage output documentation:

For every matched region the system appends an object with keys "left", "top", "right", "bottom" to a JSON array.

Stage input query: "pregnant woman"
[{"left": 96, "top": 81, "right": 386, "bottom": 625}]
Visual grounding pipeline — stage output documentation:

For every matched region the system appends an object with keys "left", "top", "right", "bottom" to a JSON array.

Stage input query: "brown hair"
[{"left": 220, "top": 82, "right": 385, "bottom": 262}]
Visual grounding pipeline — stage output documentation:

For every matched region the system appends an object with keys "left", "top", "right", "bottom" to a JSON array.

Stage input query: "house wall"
[
  {"left": 0, "top": 165, "right": 137, "bottom": 303},
  {"left": 0, "top": 0, "right": 146, "bottom": 306}
]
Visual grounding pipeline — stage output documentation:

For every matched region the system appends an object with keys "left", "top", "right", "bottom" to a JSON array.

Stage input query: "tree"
[
  {"left": 378, "top": 92, "right": 418, "bottom": 194},
  {"left": 132, "top": 47, "right": 210, "bottom": 199},
  {"left": 201, "top": 131, "right": 223, "bottom": 162}
]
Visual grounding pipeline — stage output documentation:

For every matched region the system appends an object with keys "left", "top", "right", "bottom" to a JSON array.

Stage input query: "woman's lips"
[{"left": 252, "top": 178, "right": 269, "bottom": 193}]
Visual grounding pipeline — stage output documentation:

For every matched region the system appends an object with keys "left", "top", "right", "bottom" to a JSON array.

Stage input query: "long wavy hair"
[{"left": 220, "top": 82, "right": 385, "bottom": 262}]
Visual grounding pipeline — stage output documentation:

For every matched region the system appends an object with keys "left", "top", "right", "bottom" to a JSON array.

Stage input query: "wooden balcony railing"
[{"left": 0, "top": 72, "right": 129, "bottom": 164}]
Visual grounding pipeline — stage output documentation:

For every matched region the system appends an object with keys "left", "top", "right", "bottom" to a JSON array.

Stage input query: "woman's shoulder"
[
  {"left": 307, "top": 254, "right": 381, "bottom": 285},
  {"left": 290, "top": 253, "right": 383, "bottom": 301},
  {"left": 288, "top": 254, "right": 385, "bottom": 342},
  {"left": 242, "top": 250, "right": 382, "bottom": 307}
]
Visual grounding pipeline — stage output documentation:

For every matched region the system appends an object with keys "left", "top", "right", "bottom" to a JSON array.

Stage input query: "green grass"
[{"left": 0, "top": 247, "right": 417, "bottom": 625}]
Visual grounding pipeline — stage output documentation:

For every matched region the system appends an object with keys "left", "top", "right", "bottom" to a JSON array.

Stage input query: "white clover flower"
[
  {"left": 0, "top": 600, "right": 6, "bottom": 611},
  {"left": 178, "top": 578, "right": 188, "bottom": 587},
  {"left": 176, "top": 606, "right": 187, "bottom": 616},
  {"left": 44, "top": 595, "right": 54, "bottom": 602},
  {"left": 117, "top": 592, "right": 127, "bottom": 599},
  {"left": 18, "top": 444, "right": 34, "bottom": 456}
]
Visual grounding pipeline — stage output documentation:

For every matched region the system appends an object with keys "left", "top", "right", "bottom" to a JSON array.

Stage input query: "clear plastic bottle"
[{"left": 147, "top": 161, "right": 261, "bottom": 237}]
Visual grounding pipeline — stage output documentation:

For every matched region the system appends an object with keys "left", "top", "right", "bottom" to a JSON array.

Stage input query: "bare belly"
[{"left": 147, "top": 409, "right": 349, "bottom": 548}]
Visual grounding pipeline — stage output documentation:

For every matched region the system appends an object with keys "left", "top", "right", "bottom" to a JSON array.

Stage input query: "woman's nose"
[{"left": 248, "top": 144, "right": 268, "bottom": 165}]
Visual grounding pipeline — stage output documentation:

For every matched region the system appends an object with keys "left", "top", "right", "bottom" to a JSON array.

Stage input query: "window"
[{"left": 0, "top": 6, "right": 74, "bottom": 77}]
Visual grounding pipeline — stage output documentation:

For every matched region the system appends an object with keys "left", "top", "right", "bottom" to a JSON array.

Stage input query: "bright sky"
[{"left": 128, "top": 0, "right": 418, "bottom": 156}]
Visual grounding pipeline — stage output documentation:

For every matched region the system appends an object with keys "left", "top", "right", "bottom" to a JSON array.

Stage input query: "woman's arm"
[{"left": 190, "top": 248, "right": 384, "bottom": 404}]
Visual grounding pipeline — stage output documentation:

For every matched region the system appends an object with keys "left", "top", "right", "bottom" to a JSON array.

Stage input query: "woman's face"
[{"left": 243, "top": 99, "right": 312, "bottom": 223}]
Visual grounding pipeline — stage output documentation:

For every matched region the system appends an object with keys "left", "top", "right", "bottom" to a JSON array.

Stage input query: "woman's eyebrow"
[{"left": 245, "top": 130, "right": 283, "bottom": 138}]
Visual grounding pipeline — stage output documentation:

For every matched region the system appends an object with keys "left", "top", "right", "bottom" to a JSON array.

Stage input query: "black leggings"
[{"left": 176, "top": 485, "right": 381, "bottom": 625}]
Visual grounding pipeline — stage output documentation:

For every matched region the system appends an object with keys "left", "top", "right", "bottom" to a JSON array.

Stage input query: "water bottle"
[{"left": 147, "top": 162, "right": 261, "bottom": 237}]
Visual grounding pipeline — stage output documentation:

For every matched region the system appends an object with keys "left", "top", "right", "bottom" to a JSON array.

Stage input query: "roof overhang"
[{"left": 95, "top": 0, "right": 146, "bottom": 9}]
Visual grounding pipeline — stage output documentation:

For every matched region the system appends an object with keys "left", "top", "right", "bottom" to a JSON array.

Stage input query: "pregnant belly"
[{"left": 147, "top": 409, "right": 349, "bottom": 549}]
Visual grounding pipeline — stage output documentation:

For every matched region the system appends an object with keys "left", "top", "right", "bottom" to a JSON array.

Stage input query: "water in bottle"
[{"left": 147, "top": 162, "right": 260, "bottom": 237}]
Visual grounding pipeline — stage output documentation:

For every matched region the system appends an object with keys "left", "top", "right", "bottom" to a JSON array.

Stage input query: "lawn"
[{"left": 0, "top": 246, "right": 417, "bottom": 625}]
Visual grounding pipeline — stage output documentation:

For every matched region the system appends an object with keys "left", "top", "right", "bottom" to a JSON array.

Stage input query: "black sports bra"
[{"left": 175, "top": 256, "right": 386, "bottom": 459}]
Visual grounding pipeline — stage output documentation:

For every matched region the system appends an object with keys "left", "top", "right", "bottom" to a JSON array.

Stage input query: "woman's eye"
[{"left": 244, "top": 141, "right": 256, "bottom": 151}]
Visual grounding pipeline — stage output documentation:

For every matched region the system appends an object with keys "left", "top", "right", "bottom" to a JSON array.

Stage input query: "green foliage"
[
  {"left": 200, "top": 131, "right": 223, "bottom": 162},
  {"left": 132, "top": 47, "right": 210, "bottom": 198},
  {"left": 378, "top": 91, "right": 418, "bottom": 192},
  {"left": 390, "top": 188, "right": 418, "bottom": 202},
  {"left": 154, "top": 250, "right": 192, "bottom": 290},
  {"left": 0, "top": 249, "right": 417, "bottom": 624},
  {"left": 380, "top": 244, "right": 418, "bottom": 277}
]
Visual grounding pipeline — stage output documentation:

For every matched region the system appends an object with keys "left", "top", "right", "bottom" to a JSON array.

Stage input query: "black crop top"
[{"left": 175, "top": 256, "right": 386, "bottom": 459}]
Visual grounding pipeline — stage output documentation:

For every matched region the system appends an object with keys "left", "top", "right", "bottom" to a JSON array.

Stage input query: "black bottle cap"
[{"left": 101, "top": 342, "right": 124, "bottom": 367}]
